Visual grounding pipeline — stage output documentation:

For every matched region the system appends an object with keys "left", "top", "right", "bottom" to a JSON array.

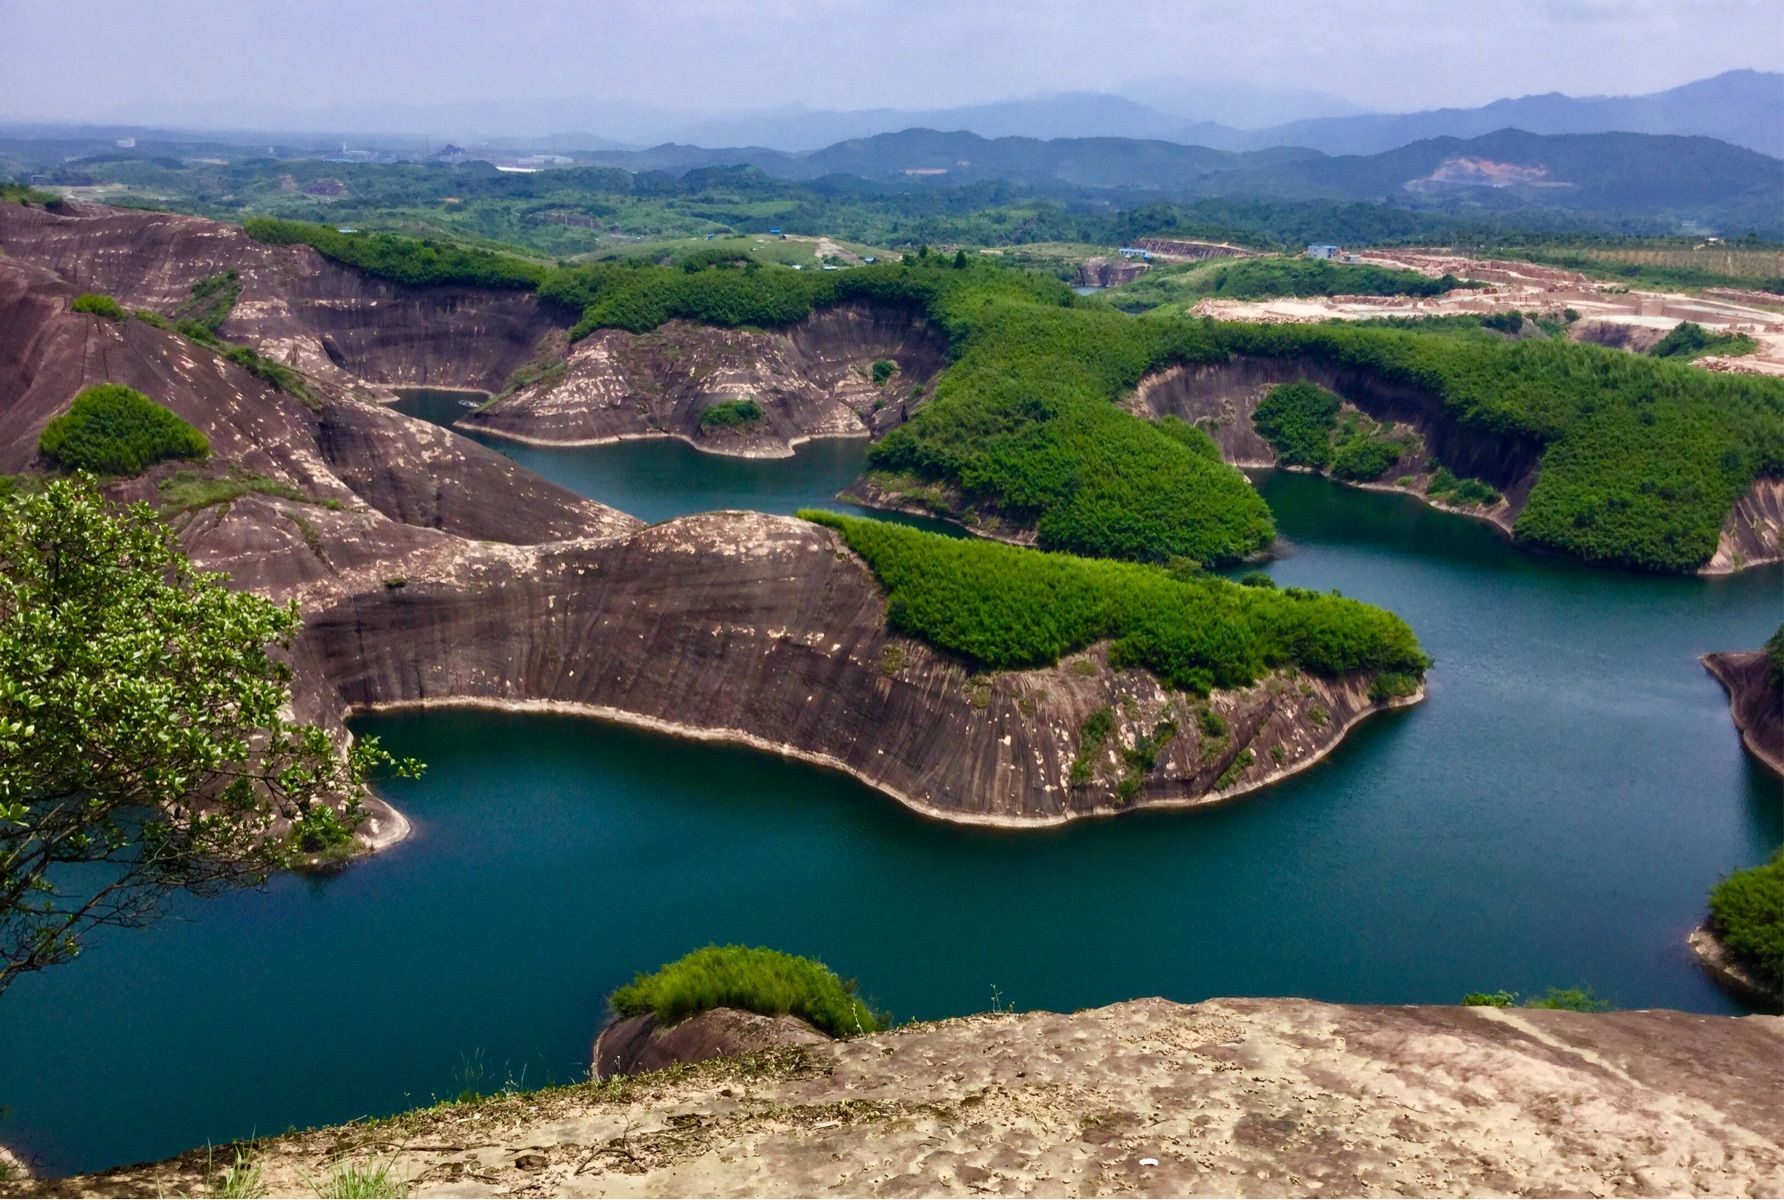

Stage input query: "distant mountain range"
[
  {"left": 579, "top": 126, "right": 1783, "bottom": 236},
  {"left": 640, "top": 70, "right": 1783, "bottom": 159},
  {"left": 25, "top": 70, "right": 1777, "bottom": 159},
  {"left": 1216, "top": 69, "right": 1784, "bottom": 159}
]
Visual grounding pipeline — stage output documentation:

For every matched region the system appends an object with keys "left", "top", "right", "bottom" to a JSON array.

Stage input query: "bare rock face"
[
  {"left": 38, "top": 998, "right": 1784, "bottom": 1197},
  {"left": 297, "top": 509, "right": 1406, "bottom": 826},
  {"left": 1131, "top": 356, "right": 1541, "bottom": 537},
  {"left": 1702, "top": 650, "right": 1783, "bottom": 778},
  {"left": 461, "top": 303, "right": 948, "bottom": 457},
  {"left": 1076, "top": 257, "right": 1149, "bottom": 288},
  {"left": 0, "top": 206, "right": 1414, "bottom": 838},
  {"left": 593, "top": 1008, "right": 829, "bottom": 1080},
  {"left": 0, "top": 200, "right": 556, "bottom": 395},
  {"left": 1705, "top": 476, "right": 1784, "bottom": 573}
]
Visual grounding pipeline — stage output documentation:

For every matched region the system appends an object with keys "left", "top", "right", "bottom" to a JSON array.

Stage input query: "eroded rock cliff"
[
  {"left": 1702, "top": 650, "right": 1783, "bottom": 779},
  {"left": 0, "top": 200, "right": 556, "bottom": 395},
  {"left": 24, "top": 998, "right": 1783, "bottom": 1197},
  {"left": 1130, "top": 356, "right": 1538, "bottom": 536},
  {"left": 0, "top": 244, "right": 1415, "bottom": 837},
  {"left": 460, "top": 303, "right": 948, "bottom": 457}
]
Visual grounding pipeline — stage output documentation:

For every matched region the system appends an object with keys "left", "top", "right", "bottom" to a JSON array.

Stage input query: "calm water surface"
[
  {"left": 1, "top": 430, "right": 1779, "bottom": 1174},
  {"left": 389, "top": 388, "right": 926, "bottom": 526}
]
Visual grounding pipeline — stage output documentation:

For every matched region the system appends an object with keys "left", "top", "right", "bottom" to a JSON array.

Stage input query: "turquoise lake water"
[{"left": 0, "top": 407, "right": 1778, "bottom": 1175}]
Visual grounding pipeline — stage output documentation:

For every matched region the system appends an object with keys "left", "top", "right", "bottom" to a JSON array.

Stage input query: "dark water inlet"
[{"left": 1, "top": 425, "right": 1777, "bottom": 1176}]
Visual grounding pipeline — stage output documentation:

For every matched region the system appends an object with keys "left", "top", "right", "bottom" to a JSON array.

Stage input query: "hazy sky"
[{"left": 3, "top": 0, "right": 1780, "bottom": 128}]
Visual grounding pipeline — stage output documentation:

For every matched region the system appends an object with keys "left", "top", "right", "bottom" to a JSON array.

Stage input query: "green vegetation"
[
  {"left": 70, "top": 292, "right": 126, "bottom": 321},
  {"left": 1707, "top": 850, "right": 1784, "bottom": 992},
  {"left": 233, "top": 219, "right": 1784, "bottom": 573},
  {"left": 1214, "top": 748, "right": 1256, "bottom": 790},
  {"left": 1328, "top": 413, "right": 1409, "bottom": 482},
  {"left": 206, "top": 1148, "right": 266, "bottom": 1199},
  {"left": 157, "top": 468, "right": 340, "bottom": 516},
  {"left": 244, "top": 216, "right": 546, "bottom": 290},
  {"left": 871, "top": 358, "right": 896, "bottom": 385},
  {"left": 1648, "top": 321, "right": 1760, "bottom": 361},
  {"left": 0, "top": 181, "right": 59, "bottom": 206},
  {"left": 38, "top": 384, "right": 209, "bottom": 475},
  {"left": 1214, "top": 320, "right": 1784, "bottom": 572},
  {"left": 159, "top": 312, "right": 317, "bottom": 408},
  {"left": 1766, "top": 624, "right": 1784, "bottom": 689},
  {"left": 1427, "top": 467, "right": 1501, "bottom": 507},
  {"left": 174, "top": 269, "right": 241, "bottom": 334},
  {"left": 1462, "top": 988, "right": 1613, "bottom": 1011},
  {"left": 0, "top": 478, "right": 417, "bottom": 994},
  {"left": 1069, "top": 707, "right": 1115, "bottom": 787},
  {"left": 1368, "top": 672, "right": 1421, "bottom": 701},
  {"left": 1252, "top": 382, "right": 1410, "bottom": 482},
  {"left": 1112, "top": 255, "right": 1480, "bottom": 311},
  {"left": 802, "top": 510, "right": 1427, "bottom": 695},
  {"left": 305, "top": 1159, "right": 409, "bottom": 1199},
  {"left": 610, "top": 945, "right": 885, "bottom": 1038},
  {"left": 698, "top": 398, "right": 765, "bottom": 429},
  {"left": 1506, "top": 243, "right": 1784, "bottom": 295},
  {"left": 1253, "top": 382, "right": 1339, "bottom": 468}
]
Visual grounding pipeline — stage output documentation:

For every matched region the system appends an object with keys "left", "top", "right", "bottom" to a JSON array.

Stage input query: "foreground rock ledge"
[{"left": 21, "top": 997, "right": 1782, "bottom": 1198}]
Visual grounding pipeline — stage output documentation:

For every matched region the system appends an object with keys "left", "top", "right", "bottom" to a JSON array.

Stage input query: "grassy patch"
[
  {"left": 304, "top": 1158, "right": 409, "bottom": 1199},
  {"left": 172, "top": 268, "right": 241, "bottom": 334},
  {"left": 802, "top": 510, "right": 1427, "bottom": 694},
  {"left": 157, "top": 468, "right": 338, "bottom": 516},
  {"left": 71, "top": 292, "right": 127, "bottom": 320},
  {"left": 1111, "top": 254, "right": 1481, "bottom": 310},
  {"left": 1427, "top": 466, "right": 1501, "bottom": 507},
  {"left": 1069, "top": 707, "right": 1115, "bottom": 787},
  {"left": 610, "top": 945, "right": 885, "bottom": 1038},
  {"left": 1214, "top": 748, "right": 1256, "bottom": 789},
  {"left": 39, "top": 384, "right": 209, "bottom": 475},
  {"left": 698, "top": 398, "right": 765, "bottom": 429}
]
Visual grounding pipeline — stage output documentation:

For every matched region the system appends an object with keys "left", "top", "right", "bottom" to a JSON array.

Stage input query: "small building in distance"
[
  {"left": 1117, "top": 246, "right": 1154, "bottom": 260},
  {"left": 1306, "top": 244, "right": 1341, "bottom": 260}
]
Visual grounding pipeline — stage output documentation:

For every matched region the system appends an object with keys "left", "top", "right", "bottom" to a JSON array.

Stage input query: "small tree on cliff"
[{"left": 0, "top": 477, "right": 415, "bottom": 995}]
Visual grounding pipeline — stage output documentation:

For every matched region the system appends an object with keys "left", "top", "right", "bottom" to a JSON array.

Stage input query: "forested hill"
[{"left": 575, "top": 127, "right": 1783, "bottom": 236}]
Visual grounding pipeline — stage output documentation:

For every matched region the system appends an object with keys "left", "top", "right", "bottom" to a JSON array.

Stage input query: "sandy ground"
[
  {"left": 1189, "top": 251, "right": 1784, "bottom": 376},
  {"left": 24, "top": 997, "right": 1783, "bottom": 1198}
]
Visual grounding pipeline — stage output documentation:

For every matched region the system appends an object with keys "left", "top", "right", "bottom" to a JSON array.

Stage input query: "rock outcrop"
[
  {"left": 1130, "top": 356, "right": 1539, "bottom": 536},
  {"left": 0, "top": 200, "right": 556, "bottom": 396},
  {"left": 593, "top": 1008, "right": 829, "bottom": 1081},
  {"left": 460, "top": 304, "right": 948, "bottom": 457},
  {"left": 1702, "top": 649, "right": 1783, "bottom": 778},
  {"left": 300, "top": 509, "right": 1407, "bottom": 825},
  {"left": 0, "top": 241, "right": 1416, "bottom": 838},
  {"left": 26, "top": 998, "right": 1784, "bottom": 1197},
  {"left": 1705, "top": 476, "right": 1784, "bottom": 573},
  {"left": 1075, "top": 257, "right": 1149, "bottom": 288}
]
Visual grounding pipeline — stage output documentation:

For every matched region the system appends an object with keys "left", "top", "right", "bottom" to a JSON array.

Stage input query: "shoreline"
[
  {"left": 453, "top": 422, "right": 871, "bottom": 461},
  {"left": 1700, "top": 653, "right": 1784, "bottom": 778},
  {"left": 341, "top": 680, "right": 1422, "bottom": 838},
  {"left": 1688, "top": 921, "right": 1782, "bottom": 1009}
]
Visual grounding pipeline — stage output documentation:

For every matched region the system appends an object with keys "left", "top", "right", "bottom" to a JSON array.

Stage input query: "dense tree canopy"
[{"left": 0, "top": 479, "right": 412, "bottom": 993}]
